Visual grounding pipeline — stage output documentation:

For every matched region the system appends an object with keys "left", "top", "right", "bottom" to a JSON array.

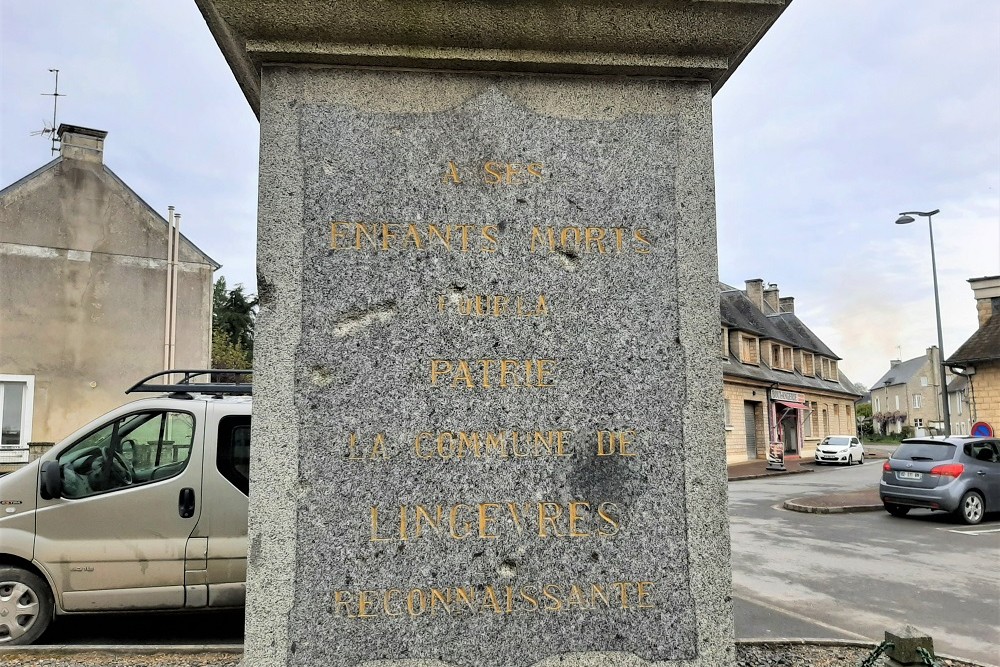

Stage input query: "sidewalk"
[{"left": 728, "top": 453, "right": 886, "bottom": 514}]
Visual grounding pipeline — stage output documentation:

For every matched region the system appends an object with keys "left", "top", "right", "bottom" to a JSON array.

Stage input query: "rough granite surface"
[{"left": 248, "top": 67, "right": 731, "bottom": 667}]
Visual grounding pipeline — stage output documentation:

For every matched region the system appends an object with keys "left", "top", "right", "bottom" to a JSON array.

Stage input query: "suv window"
[
  {"left": 964, "top": 441, "right": 999, "bottom": 463},
  {"left": 217, "top": 415, "right": 250, "bottom": 496},
  {"left": 892, "top": 441, "right": 956, "bottom": 462},
  {"left": 58, "top": 411, "right": 195, "bottom": 498}
]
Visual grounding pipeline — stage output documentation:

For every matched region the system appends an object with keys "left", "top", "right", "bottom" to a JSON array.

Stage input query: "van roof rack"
[{"left": 126, "top": 369, "right": 252, "bottom": 397}]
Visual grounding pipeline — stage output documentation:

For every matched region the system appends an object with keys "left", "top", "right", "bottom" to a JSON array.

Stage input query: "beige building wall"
[
  {"left": 0, "top": 126, "right": 217, "bottom": 445},
  {"left": 971, "top": 363, "right": 1000, "bottom": 431},
  {"left": 723, "top": 381, "right": 767, "bottom": 463}
]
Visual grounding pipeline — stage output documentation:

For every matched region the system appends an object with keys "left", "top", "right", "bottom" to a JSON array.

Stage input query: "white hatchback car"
[{"left": 814, "top": 435, "right": 865, "bottom": 465}]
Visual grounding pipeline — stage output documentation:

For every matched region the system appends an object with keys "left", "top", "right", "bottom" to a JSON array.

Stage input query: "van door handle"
[{"left": 179, "top": 488, "right": 196, "bottom": 518}]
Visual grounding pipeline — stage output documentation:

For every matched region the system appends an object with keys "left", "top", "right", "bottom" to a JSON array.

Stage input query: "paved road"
[{"left": 729, "top": 460, "right": 1000, "bottom": 666}]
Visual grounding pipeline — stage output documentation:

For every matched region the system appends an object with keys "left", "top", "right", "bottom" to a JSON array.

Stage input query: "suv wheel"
[
  {"left": 957, "top": 491, "right": 985, "bottom": 525},
  {"left": 0, "top": 567, "right": 54, "bottom": 645},
  {"left": 884, "top": 503, "right": 909, "bottom": 517}
]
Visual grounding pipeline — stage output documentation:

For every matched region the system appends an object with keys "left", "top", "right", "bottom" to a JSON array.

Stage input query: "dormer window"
[
  {"left": 740, "top": 334, "right": 759, "bottom": 365},
  {"left": 770, "top": 343, "right": 794, "bottom": 371},
  {"left": 721, "top": 327, "right": 729, "bottom": 358}
]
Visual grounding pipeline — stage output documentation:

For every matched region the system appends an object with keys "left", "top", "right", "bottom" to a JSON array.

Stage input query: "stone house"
[
  {"left": 721, "top": 280, "right": 861, "bottom": 464},
  {"left": 945, "top": 275, "right": 1000, "bottom": 436},
  {"left": 869, "top": 348, "right": 949, "bottom": 436},
  {"left": 0, "top": 124, "right": 218, "bottom": 470}
]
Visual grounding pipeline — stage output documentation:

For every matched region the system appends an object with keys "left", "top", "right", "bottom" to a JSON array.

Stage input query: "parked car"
[
  {"left": 0, "top": 370, "right": 251, "bottom": 645},
  {"left": 814, "top": 435, "right": 864, "bottom": 465},
  {"left": 880, "top": 437, "right": 1000, "bottom": 525}
]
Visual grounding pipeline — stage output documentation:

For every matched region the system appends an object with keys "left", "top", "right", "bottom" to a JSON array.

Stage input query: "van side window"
[
  {"left": 217, "top": 415, "right": 251, "bottom": 496},
  {"left": 57, "top": 411, "right": 195, "bottom": 499}
]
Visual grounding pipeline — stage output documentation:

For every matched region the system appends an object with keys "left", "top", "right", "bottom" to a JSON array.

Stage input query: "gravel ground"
[{"left": 0, "top": 644, "right": 985, "bottom": 667}]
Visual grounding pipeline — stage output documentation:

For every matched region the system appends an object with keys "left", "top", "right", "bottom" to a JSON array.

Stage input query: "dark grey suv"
[{"left": 880, "top": 437, "right": 1000, "bottom": 525}]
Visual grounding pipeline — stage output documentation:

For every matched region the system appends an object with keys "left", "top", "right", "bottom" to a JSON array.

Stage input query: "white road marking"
[{"left": 937, "top": 525, "right": 1000, "bottom": 536}]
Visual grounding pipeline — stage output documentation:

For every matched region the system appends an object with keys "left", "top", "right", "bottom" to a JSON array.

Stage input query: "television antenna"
[{"left": 30, "top": 69, "right": 65, "bottom": 155}]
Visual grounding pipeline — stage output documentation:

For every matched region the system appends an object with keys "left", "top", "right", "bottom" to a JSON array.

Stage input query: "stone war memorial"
[{"left": 196, "top": 2, "right": 789, "bottom": 666}]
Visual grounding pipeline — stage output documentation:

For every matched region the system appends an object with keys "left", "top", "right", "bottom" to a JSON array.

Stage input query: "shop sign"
[{"left": 770, "top": 389, "right": 804, "bottom": 403}]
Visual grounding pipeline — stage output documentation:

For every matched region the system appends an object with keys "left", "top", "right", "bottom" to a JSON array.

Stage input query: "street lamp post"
[{"left": 895, "top": 209, "right": 951, "bottom": 436}]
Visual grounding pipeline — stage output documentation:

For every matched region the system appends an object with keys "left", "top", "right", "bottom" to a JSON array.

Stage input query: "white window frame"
[
  {"left": 913, "top": 394, "right": 921, "bottom": 409},
  {"left": 0, "top": 375, "right": 34, "bottom": 463},
  {"left": 920, "top": 376, "right": 928, "bottom": 387},
  {"left": 914, "top": 418, "right": 923, "bottom": 428},
  {"left": 895, "top": 395, "right": 900, "bottom": 411}
]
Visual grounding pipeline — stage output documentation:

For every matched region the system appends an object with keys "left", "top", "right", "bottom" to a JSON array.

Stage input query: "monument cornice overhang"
[{"left": 194, "top": 0, "right": 791, "bottom": 117}]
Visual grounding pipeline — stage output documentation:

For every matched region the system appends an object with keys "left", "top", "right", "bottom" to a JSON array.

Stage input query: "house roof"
[
  {"left": 946, "top": 315, "right": 1000, "bottom": 365},
  {"left": 719, "top": 285, "right": 841, "bottom": 359},
  {"left": 722, "top": 353, "right": 861, "bottom": 397},
  {"left": 870, "top": 355, "right": 927, "bottom": 389},
  {"left": 0, "top": 156, "right": 220, "bottom": 270}
]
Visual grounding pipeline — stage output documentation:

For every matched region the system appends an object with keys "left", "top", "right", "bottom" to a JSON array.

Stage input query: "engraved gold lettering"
[
  {"left": 597, "top": 502, "right": 622, "bottom": 537},
  {"left": 636, "top": 581, "right": 655, "bottom": 608},
  {"left": 449, "top": 504, "right": 473, "bottom": 539},
  {"left": 383, "top": 589, "right": 403, "bottom": 617},
  {"left": 334, "top": 590, "right": 356, "bottom": 618},
  {"left": 370, "top": 506, "right": 391, "bottom": 542},
  {"left": 414, "top": 505, "right": 444, "bottom": 538},
  {"left": 407, "top": 589, "right": 426, "bottom": 616},
  {"left": 538, "top": 502, "right": 565, "bottom": 538},
  {"left": 442, "top": 161, "right": 462, "bottom": 184},
  {"left": 483, "top": 161, "right": 504, "bottom": 185},
  {"left": 478, "top": 502, "right": 501, "bottom": 539},
  {"left": 591, "top": 583, "right": 610, "bottom": 608},
  {"left": 481, "top": 225, "right": 499, "bottom": 252},
  {"left": 520, "top": 585, "right": 539, "bottom": 610},
  {"left": 429, "top": 359, "right": 453, "bottom": 386},
  {"left": 568, "top": 501, "right": 591, "bottom": 538},
  {"left": 482, "top": 585, "right": 503, "bottom": 613},
  {"left": 334, "top": 580, "right": 656, "bottom": 618},
  {"left": 542, "top": 584, "right": 563, "bottom": 611},
  {"left": 634, "top": 227, "right": 652, "bottom": 253},
  {"left": 526, "top": 162, "right": 544, "bottom": 178},
  {"left": 357, "top": 590, "right": 378, "bottom": 618},
  {"left": 330, "top": 221, "right": 348, "bottom": 249},
  {"left": 403, "top": 224, "right": 424, "bottom": 249},
  {"left": 430, "top": 359, "right": 557, "bottom": 389},
  {"left": 596, "top": 430, "right": 638, "bottom": 457},
  {"left": 429, "top": 588, "right": 452, "bottom": 615}
]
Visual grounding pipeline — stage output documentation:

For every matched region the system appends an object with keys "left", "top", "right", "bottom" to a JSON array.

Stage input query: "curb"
[
  {"left": 737, "top": 639, "right": 993, "bottom": 667},
  {"left": 729, "top": 468, "right": 814, "bottom": 482},
  {"left": 782, "top": 499, "right": 883, "bottom": 514}
]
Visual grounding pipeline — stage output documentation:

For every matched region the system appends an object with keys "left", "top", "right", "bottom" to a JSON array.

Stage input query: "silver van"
[{"left": 0, "top": 371, "right": 251, "bottom": 644}]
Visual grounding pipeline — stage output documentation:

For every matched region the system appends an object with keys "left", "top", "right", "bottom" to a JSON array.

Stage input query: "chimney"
[
  {"left": 890, "top": 359, "right": 901, "bottom": 368},
  {"left": 779, "top": 296, "right": 795, "bottom": 314},
  {"left": 744, "top": 279, "right": 764, "bottom": 311},
  {"left": 57, "top": 124, "right": 107, "bottom": 164},
  {"left": 968, "top": 275, "right": 1000, "bottom": 327},
  {"left": 763, "top": 283, "right": 780, "bottom": 313}
]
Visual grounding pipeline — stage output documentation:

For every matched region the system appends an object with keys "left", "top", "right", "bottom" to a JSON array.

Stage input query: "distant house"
[
  {"left": 869, "top": 348, "right": 949, "bottom": 436},
  {"left": 945, "top": 275, "right": 1000, "bottom": 435},
  {"left": 721, "top": 279, "right": 861, "bottom": 463},
  {"left": 0, "top": 124, "right": 219, "bottom": 470}
]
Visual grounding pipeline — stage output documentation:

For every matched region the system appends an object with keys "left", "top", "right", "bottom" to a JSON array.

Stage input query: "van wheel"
[{"left": 0, "top": 568, "right": 54, "bottom": 645}]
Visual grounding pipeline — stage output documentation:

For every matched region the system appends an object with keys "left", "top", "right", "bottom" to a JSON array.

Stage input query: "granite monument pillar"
[{"left": 196, "top": 3, "right": 789, "bottom": 665}]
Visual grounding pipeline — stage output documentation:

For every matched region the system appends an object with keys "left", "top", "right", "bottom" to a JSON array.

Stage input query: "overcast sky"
[{"left": 2, "top": 1, "right": 998, "bottom": 389}]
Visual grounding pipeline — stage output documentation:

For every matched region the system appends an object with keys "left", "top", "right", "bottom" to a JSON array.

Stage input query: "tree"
[{"left": 212, "top": 277, "right": 257, "bottom": 369}]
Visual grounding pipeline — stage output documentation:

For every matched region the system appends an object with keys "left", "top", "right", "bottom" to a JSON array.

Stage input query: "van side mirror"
[{"left": 40, "top": 461, "right": 63, "bottom": 500}]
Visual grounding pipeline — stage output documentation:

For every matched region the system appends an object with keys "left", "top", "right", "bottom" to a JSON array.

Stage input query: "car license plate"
[{"left": 898, "top": 471, "right": 922, "bottom": 480}]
